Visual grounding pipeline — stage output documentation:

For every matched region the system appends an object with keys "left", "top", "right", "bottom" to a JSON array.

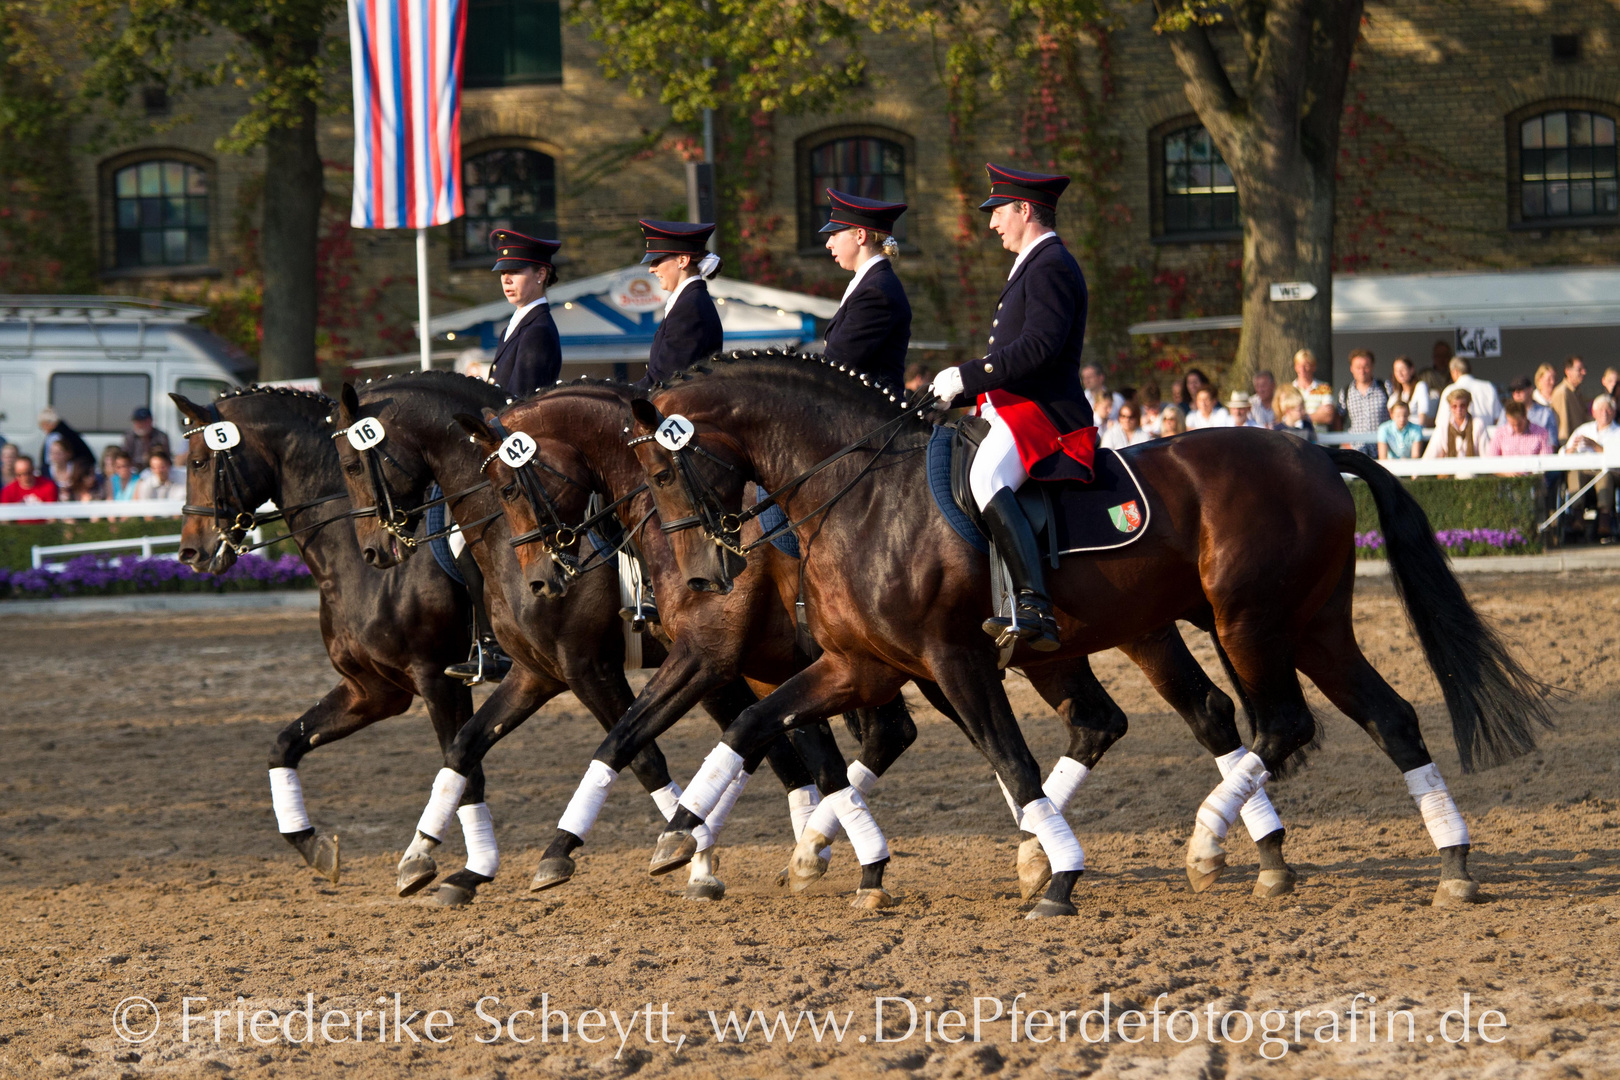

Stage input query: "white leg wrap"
[
  {"left": 651, "top": 781, "right": 684, "bottom": 822},
  {"left": 268, "top": 767, "right": 312, "bottom": 834},
  {"left": 1021, "top": 797, "right": 1084, "bottom": 873},
  {"left": 787, "top": 785, "right": 820, "bottom": 840},
  {"left": 1042, "top": 757, "right": 1091, "bottom": 813},
  {"left": 828, "top": 786, "right": 889, "bottom": 865},
  {"left": 416, "top": 768, "right": 469, "bottom": 843},
  {"left": 687, "top": 847, "right": 718, "bottom": 884},
  {"left": 702, "top": 771, "right": 751, "bottom": 846},
  {"left": 402, "top": 832, "right": 438, "bottom": 861},
  {"left": 677, "top": 744, "right": 745, "bottom": 820},
  {"left": 1195, "top": 751, "right": 1269, "bottom": 839},
  {"left": 997, "top": 775, "right": 1025, "bottom": 828},
  {"left": 1405, "top": 763, "right": 1470, "bottom": 849},
  {"left": 847, "top": 760, "right": 880, "bottom": 796},
  {"left": 457, "top": 803, "right": 499, "bottom": 877},
  {"left": 557, "top": 760, "right": 618, "bottom": 839},
  {"left": 1215, "top": 748, "right": 1285, "bottom": 841}
]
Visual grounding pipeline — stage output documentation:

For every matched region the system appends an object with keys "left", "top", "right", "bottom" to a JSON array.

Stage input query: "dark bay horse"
[
  {"left": 333, "top": 372, "right": 839, "bottom": 901},
  {"left": 171, "top": 387, "right": 480, "bottom": 887},
  {"left": 467, "top": 380, "right": 1299, "bottom": 906},
  {"left": 626, "top": 354, "right": 1551, "bottom": 915}
]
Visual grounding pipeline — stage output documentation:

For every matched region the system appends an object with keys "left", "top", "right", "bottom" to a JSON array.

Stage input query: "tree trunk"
[
  {"left": 258, "top": 100, "right": 323, "bottom": 383},
  {"left": 1234, "top": 154, "right": 1337, "bottom": 384}
]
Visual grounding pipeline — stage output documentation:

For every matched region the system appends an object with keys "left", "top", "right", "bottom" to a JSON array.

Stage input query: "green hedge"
[
  {"left": 0, "top": 519, "right": 300, "bottom": 571},
  {"left": 1348, "top": 476, "right": 1544, "bottom": 556}
]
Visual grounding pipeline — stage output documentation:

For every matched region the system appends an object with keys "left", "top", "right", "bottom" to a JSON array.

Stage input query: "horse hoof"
[
  {"left": 397, "top": 855, "right": 438, "bottom": 898},
  {"left": 1185, "top": 823, "right": 1226, "bottom": 893},
  {"left": 649, "top": 830, "right": 697, "bottom": 876},
  {"left": 851, "top": 888, "right": 897, "bottom": 910},
  {"left": 303, "top": 834, "right": 340, "bottom": 884},
  {"left": 1253, "top": 869, "right": 1297, "bottom": 898},
  {"left": 787, "top": 831, "right": 831, "bottom": 893},
  {"left": 529, "top": 856, "right": 575, "bottom": 892},
  {"left": 432, "top": 882, "right": 477, "bottom": 907},
  {"left": 685, "top": 877, "right": 726, "bottom": 901},
  {"left": 1025, "top": 898, "right": 1077, "bottom": 919},
  {"left": 1017, "top": 837, "right": 1052, "bottom": 901},
  {"left": 1186, "top": 861, "right": 1225, "bottom": 893},
  {"left": 1433, "top": 878, "right": 1481, "bottom": 906}
]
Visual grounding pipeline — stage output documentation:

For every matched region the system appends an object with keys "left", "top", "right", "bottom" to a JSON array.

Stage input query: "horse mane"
[
  {"left": 358, "top": 367, "right": 506, "bottom": 400},
  {"left": 651, "top": 349, "right": 916, "bottom": 421},
  {"left": 508, "top": 374, "right": 643, "bottom": 410},
  {"left": 216, "top": 383, "right": 337, "bottom": 437},
  {"left": 220, "top": 382, "right": 336, "bottom": 408}
]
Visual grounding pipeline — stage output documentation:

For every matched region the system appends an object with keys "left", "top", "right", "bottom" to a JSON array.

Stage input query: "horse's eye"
[
  {"left": 502, "top": 484, "right": 518, "bottom": 501},
  {"left": 191, "top": 460, "right": 204, "bottom": 470},
  {"left": 653, "top": 470, "right": 673, "bottom": 487},
  {"left": 343, "top": 461, "right": 363, "bottom": 476}
]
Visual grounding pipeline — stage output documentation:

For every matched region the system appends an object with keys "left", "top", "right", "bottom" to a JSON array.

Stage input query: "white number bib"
[
  {"left": 499, "top": 431, "right": 538, "bottom": 468},
  {"left": 346, "top": 418, "right": 386, "bottom": 450},
  {"left": 654, "top": 414, "right": 695, "bottom": 451},
  {"left": 202, "top": 421, "right": 241, "bottom": 450}
]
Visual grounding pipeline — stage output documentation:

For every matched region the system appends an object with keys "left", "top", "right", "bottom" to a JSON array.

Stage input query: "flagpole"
[{"left": 416, "top": 227, "right": 432, "bottom": 371}]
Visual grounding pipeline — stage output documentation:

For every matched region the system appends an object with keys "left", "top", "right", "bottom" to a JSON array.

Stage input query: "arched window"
[
  {"left": 112, "top": 159, "right": 209, "bottom": 268},
  {"left": 805, "top": 135, "right": 907, "bottom": 243},
  {"left": 1160, "top": 124, "right": 1239, "bottom": 236},
  {"left": 458, "top": 147, "right": 558, "bottom": 261},
  {"left": 1518, "top": 108, "right": 1618, "bottom": 221}
]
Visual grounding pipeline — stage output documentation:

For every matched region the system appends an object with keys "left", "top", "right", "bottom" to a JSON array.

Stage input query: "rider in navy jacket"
[
  {"left": 819, "top": 190, "right": 912, "bottom": 389},
  {"left": 488, "top": 230, "right": 563, "bottom": 396},
  {"left": 637, "top": 220, "right": 723, "bottom": 387}
]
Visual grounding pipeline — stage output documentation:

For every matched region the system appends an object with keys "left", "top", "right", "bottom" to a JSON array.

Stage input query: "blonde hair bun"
[{"left": 880, "top": 235, "right": 900, "bottom": 258}]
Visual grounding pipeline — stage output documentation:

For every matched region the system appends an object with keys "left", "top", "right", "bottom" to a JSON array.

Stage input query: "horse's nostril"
[
  {"left": 179, "top": 548, "right": 198, "bottom": 564},
  {"left": 529, "top": 578, "right": 544, "bottom": 597},
  {"left": 362, "top": 547, "right": 379, "bottom": 566}
]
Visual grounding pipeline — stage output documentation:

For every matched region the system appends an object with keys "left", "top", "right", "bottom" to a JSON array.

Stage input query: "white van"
[{"left": 0, "top": 295, "right": 252, "bottom": 460}]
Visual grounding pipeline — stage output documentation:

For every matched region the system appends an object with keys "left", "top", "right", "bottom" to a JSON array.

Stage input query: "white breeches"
[{"left": 969, "top": 401, "right": 1028, "bottom": 511}]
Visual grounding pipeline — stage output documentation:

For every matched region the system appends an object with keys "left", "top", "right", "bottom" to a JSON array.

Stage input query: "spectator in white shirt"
[
  {"left": 1249, "top": 370, "right": 1278, "bottom": 428},
  {"left": 1292, "top": 348, "right": 1338, "bottom": 429},
  {"left": 1422, "top": 388, "right": 1488, "bottom": 476},
  {"left": 1081, "top": 362, "right": 1126, "bottom": 417},
  {"left": 131, "top": 449, "right": 184, "bottom": 500},
  {"left": 1437, "top": 355, "right": 1503, "bottom": 427},
  {"left": 1185, "top": 387, "right": 1231, "bottom": 430},
  {"left": 1389, "top": 355, "right": 1433, "bottom": 427},
  {"left": 1101, "top": 401, "right": 1153, "bottom": 450},
  {"left": 1090, "top": 389, "right": 1117, "bottom": 436},
  {"left": 1563, "top": 393, "right": 1619, "bottom": 543}
]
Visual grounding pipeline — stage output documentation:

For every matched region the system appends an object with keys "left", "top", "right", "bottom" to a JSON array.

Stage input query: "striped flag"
[{"left": 347, "top": 0, "right": 467, "bottom": 229}]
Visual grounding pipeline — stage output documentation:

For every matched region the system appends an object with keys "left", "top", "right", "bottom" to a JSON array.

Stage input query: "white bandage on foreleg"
[
  {"left": 1215, "top": 748, "right": 1285, "bottom": 841},
  {"left": 847, "top": 760, "right": 880, "bottom": 796},
  {"left": 268, "top": 767, "right": 312, "bottom": 834},
  {"left": 557, "top": 760, "right": 619, "bottom": 839},
  {"left": 997, "top": 775, "right": 1024, "bottom": 828},
  {"left": 787, "top": 785, "right": 820, "bottom": 841},
  {"left": 829, "top": 786, "right": 889, "bottom": 865},
  {"left": 1042, "top": 757, "right": 1091, "bottom": 814},
  {"left": 416, "top": 767, "right": 469, "bottom": 843},
  {"left": 677, "top": 744, "right": 746, "bottom": 820},
  {"left": 802, "top": 794, "right": 842, "bottom": 861},
  {"left": 402, "top": 831, "right": 438, "bottom": 861},
  {"left": 703, "top": 771, "right": 751, "bottom": 845},
  {"left": 457, "top": 803, "right": 499, "bottom": 877},
  {"left": 1195, "top": 751, "right": 1269, "bottom": 839},
  {"left": 1404, "top": 763, "right": 1470, "bottom": 849},
  {"left": 651, "top": 781, "right": 683, "bottom": 822},
  {"left": 1021, "top": 797, "right": 1084, "bottom": 873}
]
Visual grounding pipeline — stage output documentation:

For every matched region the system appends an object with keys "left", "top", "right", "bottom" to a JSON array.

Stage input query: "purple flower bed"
[
  {"left": 1356, "top": 528, "right": 1529, "bottom": 558},
  {"left": 0, "top": 554, "right": 313, "bottom": 599}
]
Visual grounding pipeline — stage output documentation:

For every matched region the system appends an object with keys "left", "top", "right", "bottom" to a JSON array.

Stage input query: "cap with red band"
[
  {"left": 639, "top": 219, "right": 715, "bottom": 265},
  {"left": 978, "top": 163, "right": 1071, "bottom": 212},
  {"left": 818, "top": 189, "right": 908, "bottom": 235},
  {"left": 489, "top": 229, "right": 560, "bottom": 274}
]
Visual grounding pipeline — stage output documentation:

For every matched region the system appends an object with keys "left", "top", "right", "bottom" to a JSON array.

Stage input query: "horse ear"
[
  {"left": 169, "top": 392, "right": 209, "bottom": 428},
  {"left": 629, "top": 397, "right": 662, "bottom": 431},
  {"left": 339, "top": 383, "right": 360, "bottom": 424},
  {"left": 454, "top": 412, "right": 497, "bottom": 449}
]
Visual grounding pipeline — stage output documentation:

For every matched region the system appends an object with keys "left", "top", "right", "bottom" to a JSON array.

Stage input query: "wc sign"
[{"left": 1455, "top": 326, "right": 1501, "bottom": 358}]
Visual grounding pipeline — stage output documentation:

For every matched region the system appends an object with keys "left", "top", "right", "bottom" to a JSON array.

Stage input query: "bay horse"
[
  {"left": 332, "top": 371, "right": 848, "bottom": 902},
  {"left": 462, "top": 379, "right": 1299, "bottom": 906},
  {"left": 171, "top": 386, "right": 480, "bottom": 888},
  {"left": 625, "top": 353, "right": 1551, "bottom": 916}
]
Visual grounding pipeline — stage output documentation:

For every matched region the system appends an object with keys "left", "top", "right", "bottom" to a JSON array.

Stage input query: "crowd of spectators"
[{"left": 0, "top": 407, "right": 185, "bottom": 522}]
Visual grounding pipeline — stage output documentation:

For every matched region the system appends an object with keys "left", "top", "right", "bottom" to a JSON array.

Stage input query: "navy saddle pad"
[
  {"left": 926, "top": 418, "right": 1152, "bottom": 558},
  {"left": 423, "top": 484, "right": 467, "bottom": 586}
]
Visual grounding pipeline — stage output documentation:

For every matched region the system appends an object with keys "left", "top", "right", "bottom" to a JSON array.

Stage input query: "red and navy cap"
[
  {"left": 489, "top": 229, "right": 560, "bottom": 274},
  {"left": 639, "top": 220, "right": 715, "bottom": 265},
  {"left": 979, "top": 163, "right": 1071, "bottom": 212},
  {"left": 819, "top": 189, "right": 908, "bottom": 235}
]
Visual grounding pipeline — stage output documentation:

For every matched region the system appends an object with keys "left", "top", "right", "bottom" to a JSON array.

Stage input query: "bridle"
[
  {"left": 331, "top": 417, "right": 500, "bottom": 552},
  {"left": 181, "top": 405, "right": 353, "bottom": 555}
]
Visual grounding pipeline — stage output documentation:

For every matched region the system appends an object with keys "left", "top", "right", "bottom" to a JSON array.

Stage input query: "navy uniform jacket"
[
  {"left": 823, "top": 259, "right": 911, "bottom": 389},
  {"left": 490, "top": 302, "right": 562, "bottom": 396},
  {"left": 957, "top": 236, "right": 1093, "bottom": 438},
  {"left": 641, "top": 279, "right": 723, "bottom": 387}
]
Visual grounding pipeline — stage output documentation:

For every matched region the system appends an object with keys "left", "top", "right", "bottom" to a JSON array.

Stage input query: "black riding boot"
[
  {"left": 979, "top": 488, "right": 1061, "bottom": 652},
  {"left": 445, "top": 549, "right": 512, "bottom": 684}
]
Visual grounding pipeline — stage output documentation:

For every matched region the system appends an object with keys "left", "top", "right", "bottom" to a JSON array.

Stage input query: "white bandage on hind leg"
[
  {"left": 997, "top": 775, "right": 1025, "bottom": 828},
  {"left": 700, "top": 771, "right": 752, "bottom": 849},
  {"left": 828, "top": 786, "right": 889, "bottom": 865},
  {"left": 1042, "top": 757, "right": 1091, "bottom": 814},
  {"left": 1021, "top": 797, "right": 1084, "bottom": 873},
  {"left": 677, "top": 744, "right": 745, "bottom": 820},
  {"left": 1195, "top": 751, "right": 1269, "bottom": 839},
  {"left": 651, "top": 781, "right": 684, "bottom": 822},
  {"left": 1215, "top": 748, "right": 1286, "bottom": 841},
  {"left": 416, "top": 768, "right": 469, "bottom": 843},
  {"left": 1404, "top": 763, "right": 1470, "bottom": 849},
  {"left": 787, "top": 785, "right": 820, "bottom": 840},
  {"left": 557, "top": 760, "right": 619, "bottom": 838},
  {"left": 457, "top": 803, "right": 499, "bottom": 878},
  {"left": 268, "top": 767, "right": 313, "bottom": 834}
]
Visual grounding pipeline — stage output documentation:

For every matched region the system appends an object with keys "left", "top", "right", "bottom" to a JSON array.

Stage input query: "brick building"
[{"left": 74, "top": 1, "right": 1620, "bottom": 386}]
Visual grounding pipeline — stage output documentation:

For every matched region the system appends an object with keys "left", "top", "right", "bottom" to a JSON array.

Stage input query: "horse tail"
[{"left": 1328, "top": 448, "right": 1554, "bottom": 772}]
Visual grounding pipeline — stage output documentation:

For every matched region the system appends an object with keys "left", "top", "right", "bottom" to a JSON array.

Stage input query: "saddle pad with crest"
[{"left": 926, "top": 419, "right": 1152, "bottom": 558}]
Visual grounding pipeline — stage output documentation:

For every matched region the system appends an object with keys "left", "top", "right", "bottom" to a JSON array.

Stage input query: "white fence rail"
[
  {"left": 0, "top": 499, "right": 276, "bottom": 522},
  {"left": 32, "top": 534, "right": 183, "bottom": 569}
]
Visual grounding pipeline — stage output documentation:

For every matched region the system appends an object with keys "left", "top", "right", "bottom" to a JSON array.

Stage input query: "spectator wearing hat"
[
  {"left": 121, "top": 406, "right": 171, "bottom": 465},
  {"left": 1184, "top": 386, "right": 1231, "bottom": 429},
  {"left": 638, "top": 220, "right": 724, "bottom": 387},
  {"left": 1508, "top": 375, "right": 1558, "bottom": 437},
  {"left": 1227, "top": 391, "right": 1262, "bottom": 428},
  {"left": 1437, "top": 355, "right": 1503, "bottom": 427},
  {"left": 486, "top": 229, "right": 563, "bottom": 395},
  {"left": 1563, "top": 393, "right": 1620, "bottom": 542},
  {"left": 820, "top": 190, "right": 911, "bottom": 388},
  {"left": 1376, "top": 399, "right": 1424, "bottom": 460},
  {"left": 1338, "top": 348, "right": 1391, "bottom": 454}
]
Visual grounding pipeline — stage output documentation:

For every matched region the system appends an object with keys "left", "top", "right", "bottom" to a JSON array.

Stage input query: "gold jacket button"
[{"left": 983, "top": 362, "right": 994, "bottom": 373}]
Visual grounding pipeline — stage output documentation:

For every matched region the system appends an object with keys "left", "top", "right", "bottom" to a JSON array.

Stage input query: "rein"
[{"left": 330, "top": 422, "right": 498, "bottom": 550}]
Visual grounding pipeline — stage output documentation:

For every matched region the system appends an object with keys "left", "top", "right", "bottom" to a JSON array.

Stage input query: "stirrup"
[
  {"left": 445, "top": 638, "right": 512, "bottom": 685},
  {"left": 619, "top": 603, "right": 660, "bottom": 633},
  {"left": 981, "top": 591, "right": 1061, "bottom": 652}
]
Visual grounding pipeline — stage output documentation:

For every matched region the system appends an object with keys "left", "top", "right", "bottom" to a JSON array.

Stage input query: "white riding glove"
[{"left": 929, "top": 365, "right": 965, "bottom": 407}]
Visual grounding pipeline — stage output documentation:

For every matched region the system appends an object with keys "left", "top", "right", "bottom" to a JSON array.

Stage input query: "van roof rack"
[{"left": 0, "top": 295, "right": 208, "bottom": 323}]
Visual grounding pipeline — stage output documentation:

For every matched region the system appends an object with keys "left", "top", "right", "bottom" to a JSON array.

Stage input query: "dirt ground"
[{"left": 1, "top": 573, "right": 1617, "bottom": 1079}]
